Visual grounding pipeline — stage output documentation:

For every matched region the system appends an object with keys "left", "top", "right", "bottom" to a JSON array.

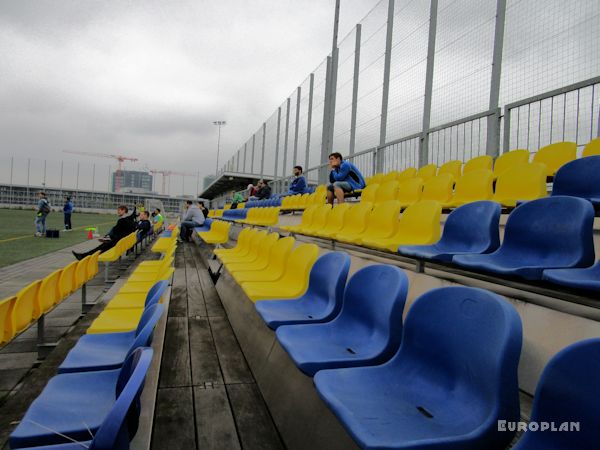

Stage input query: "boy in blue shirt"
[
  {"left": 288, "top": 166, "right": 307, "bottom": 194},
  {"left": 327, "top": 152, "right": 366, "bottom": 205},
  {"left": 63, "top": 196, "right": 74, "bottom": 231}
]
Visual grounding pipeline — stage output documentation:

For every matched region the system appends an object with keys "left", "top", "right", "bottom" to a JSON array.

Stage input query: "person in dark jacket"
[
  {"left": 327, "top": 152, "right": 366, "bottom": 204},
  {"left": 249, "top": 179, "right": 271, "bottom": 200},
  {"left": 72, "top": 205, "right": 136, "bottom": 260},
  {"left": 136, "top": 211, "right": 152, "bottom": 241},
  {"left": 63, "top": 196, "right": 74, "bottom": 231},
  {"left": 198, "top": 201, "right": 209, "bottom": 218},
  {"left": 288, "top": 166, "right": 308, "bottom": 194}
]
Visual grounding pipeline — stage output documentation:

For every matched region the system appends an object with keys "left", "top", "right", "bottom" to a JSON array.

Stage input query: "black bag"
[{"left": 45, "top": 229, "right": 60, "bottom": 238}]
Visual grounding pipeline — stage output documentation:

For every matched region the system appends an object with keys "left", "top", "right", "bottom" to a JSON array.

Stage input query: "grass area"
[{"left": 0, "top": 208, "right": 116, "bottom": 268}]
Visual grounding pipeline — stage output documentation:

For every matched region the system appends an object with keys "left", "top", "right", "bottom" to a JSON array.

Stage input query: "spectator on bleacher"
[
  {"left": 245, "top": 183, "right": 257, "bottom": 200},
  {"left": 34, "top": 191, "right": 51, "bottom": 237},
  {"left": 136, "top": 210, "right": 152, "bottom": 241},
  {"left": 230, "top": 190, "right": 244, "bottom": 209},
  {"left": 63, "top": 196, "right": 74, "bottom": 231},
  {"left": 327, "top": 152, "right": 366, "bottom": 204},
  {"left": 288, "top": 166, "right": 308, "bottom": 195},
  {"left": 179, "top": 200, "right": 205, "bottom": 242},
  {"left": 152, "top": 208, "right": 163, "bottom": 224},
  {"left": 198, "top": 201, "right": 209, "bottom": 218},
  {"left": 72, "top": 205, "right": 136, "bottom": 260},
  {"left": 249, "top": 179, "right": 272, "bottom": 200}
]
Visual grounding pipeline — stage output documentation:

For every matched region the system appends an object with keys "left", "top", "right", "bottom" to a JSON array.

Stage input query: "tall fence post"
[
  {"left": 378, "top": 0, "right": 395, "bottom": 173},
  {"left": 283, "top": 97, "right": 291, "bottom": 189},
  {"left": 487, "top": 0, "right": 507, "bottom": 157},
  {"left": 305, "top": 73, "right": 315, "bottom": 171},
  {"left": 260, "top": 122, "right": 266, "bottom": 178},
  {"left": 251, "top": 134, "right": 256, "bottom": 173},
  {"left": 349, "top": 24, "right": 362, "bottom": 155},
  {"left": 320, "top": 56, "right": 333, "bottom": 184},
  {"left": 243, "top": 143, "right": 247, "bottom": 173},
  {"left": 420, "top": 0, "right": 439, "bottom": 167},
  {"left": 274, "top": 107, "right": 282, "bottom": 192},
  {"left": 293, "top": 86, "right": 301, "bottom": 165}
]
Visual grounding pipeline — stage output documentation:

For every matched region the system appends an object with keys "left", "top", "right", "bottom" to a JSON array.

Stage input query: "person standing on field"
[
  {"left": 63, "top": 196, "right": 74, "bottom": 231},
  {"left": 35, "top": 191, "right": 51, "bottom": 237}
]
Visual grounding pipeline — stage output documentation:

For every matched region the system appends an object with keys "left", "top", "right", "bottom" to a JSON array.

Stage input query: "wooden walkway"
[{"left": 151, "top": 243, "right": 284, "bottom": 450}]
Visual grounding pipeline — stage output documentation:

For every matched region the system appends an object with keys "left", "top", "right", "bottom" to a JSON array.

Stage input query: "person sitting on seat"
[
  {"left": 288, "top": 166, "right": 308, "bottom": 195},
  {"left": 249, "top": 179, "right": 272, "bottom": 200},
  {"left": 179, "top": 200, "right": 205, "bottom": 242},
  {"left": 327, "top": 152, "right": 366, "bottom": 205},
  {"left": 153, "top": 208, "right": 163, "bottom": 224},
  {"left": 72, "top": 205, "right": 136, "bottom": 260},
  {"left": 198, "top": 200, "right": 209, "bottom": 218},
  {"left": 136, "top": 211, "right": 152, "bottom": 242},
  {"left": 245, "top": 183, "right": 257, "bottom": 200},
  {"left": 230, "top": 190, "right": 244, "bottom": 209}
]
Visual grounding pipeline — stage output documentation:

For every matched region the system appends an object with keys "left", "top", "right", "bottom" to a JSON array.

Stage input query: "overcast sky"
[{"left": 0, "top": 0, "right": 380, "bottom": 192}]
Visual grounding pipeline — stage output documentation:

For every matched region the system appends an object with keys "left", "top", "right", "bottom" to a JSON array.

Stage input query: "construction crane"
[
  {"left": 146, "top": 168, "right": 196, "bottom": 195},
  {"left": 63, "top": 151, "right": 139, "bottom": 192}
]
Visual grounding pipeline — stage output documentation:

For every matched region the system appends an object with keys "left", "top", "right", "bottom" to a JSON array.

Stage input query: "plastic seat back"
[
  {"left": 87, "top": 251, "right": 101, "bottom": 279},
  {"left": 533, "top": 141, "right": 577, "bottom": 176},
  {"left": 493, "top": 149, "right": 530, "bottom": 179},
  {"left": 265, "top": 237, "right": 296, "bottom": 274},
  {"left": 464, "top": 155, "right": 493, "bottom": 173},
  {"left": 237, "top": 230, "right": 268, "bottom": 259},
  {"left": 0, "top": 296, "right": 16, "bottom": 344},
  {"left": 321, "top": 203, "right": 352, "bottom": 234},
  {"left": 396, "top": 178, "right": 423, "bottom": 206},
  {"left": 437, "top": 160, "right": 462, "bottom": 180},
  {"left": 374, "top": 181, "right": 399, "bottom": 203},
  {"left": 416, "top": 164, "right": 437, "bottom": 181},
  {"left": 130, "top": 304, "right": 165, "bottom": 357},
  {"left": 396, "top": 200, "right": 441, "bottom": 244},
  {"left": 75, "top": 256, "right": 90, "bottom": 290},
  {"left": 14, "top": 280, "right": 42, "bottom": 332},
  {"left": 394, "top": 286, "right": 522, "bottom": 448},
  {"left": 382, "top": 171, "right": 400, "bottom": 182},
  {"left": 304, "top": 204, "right": 332, "bottom": 231},
  {"left": 38, "top": 269, "right": 62, "bottom": 313},
  {"left": 396, "top": 167, "right": 417, "bottom": 182},
  {"left": 368, "top": 173, "right": 385, "bottom": 185},
  {"left": 582, "top": 137, "right": 600, "bottom": 157},
  {"left": 552, "top": 155, "right": 600, "bottom": 201},
  {"left": 363, "top": 201, "right": 402, "bottom": 240},
  {"left": 144, "top": 280, "right": 170, "bottom": 307},
  {"left": 421, "top": 173, "right": 454, "bottom": 203},
  {"left": 296, "top": 205, "right": 318, "bottom": 228},
  {"left": 493, "top": 163, "right": 547, "bottom": 204},
  {"left": 336, "top": 202, "right": 373, "bottom": 237},
  {"left": 512, "top": 338, "right": 600, "bottom": 450},
  {"left": 280, "top": 243, "right": 320, "bottom": 288},
  {"left": 451, "top": 169, "right": 494, "bottom": 204},
  {"left": 359, "top": 184, "right": 379, "bottom": 203},
  {"left": 437, "top": 201, "right": 501, "bottom": 253}
]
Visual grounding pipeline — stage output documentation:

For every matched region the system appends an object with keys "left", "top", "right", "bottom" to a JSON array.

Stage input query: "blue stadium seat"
[
  {"left": 399, "top": 201, "right": 501, "bottom": 262},
  {"left": 512, "top": 338, "right": 600, "bottom": 450},
  {"left": 551, "top": 155, "right": 600, "bottom": 206},
  {"left": 255, "top": 252, "right": 351, "bottom": 330},
  {"left": 58, "top": 304, "right": 164, "bottom": 373},
  {"left": 161, "top": 230, "right": 172, "bottom": 237},
  {"left": 542, "top": 261, "right": 600, "bottom": 292},
  {"left": 194, "top": 218, "right": 213, "bottom": 233},
  {"left": 10, "top": 348, "right": 153, "bottom": 449},
  {"left": 453, "top": 196, "right": 595, "bottom": 280},
  {"left": 315, "top": 286, "right": 522, "bottom": 450},
  {"left": 275, "top": 265, "right": 408, "bottom": 376}
]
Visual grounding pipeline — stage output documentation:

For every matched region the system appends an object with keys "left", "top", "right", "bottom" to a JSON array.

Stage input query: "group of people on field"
[{"left": 34, "top": 192, "right": 74, "bottom": 237}]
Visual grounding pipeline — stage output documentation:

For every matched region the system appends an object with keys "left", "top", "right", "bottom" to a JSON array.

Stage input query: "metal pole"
[
  {"left": 251, "top": 134, "right": 256, "bottom": 174},
  {"left": 283, "top": 98, "right": 291, "bottom": 182},
  {"left": 293, "top": 86, "right": 301, "bottom": 165},
  {"left": 215, "top": 124, "right": 221, "bottom": 175},
  {"left": 43, "top": 160, "right": 47, "bottom": 187},
  {"left": 378, "top": 0, "right": 395, "bottom": 172},
  {"left": 274, "top": 107, "right": 282, "bottom": 188},
  {"left": 320, "top": 56, "right": 333, "bottom": 184},
  {"left": 243, "top": 143, "right": 247, "bottom": 173},
  {"left": 305, "top": 73, "right": 315, "bottom": 170},
  {"left": 486, "top": 0, "right": 506, "bottom": 157},
  {"left": 420, "top": 0, "right": 439, "bottom": 167},
  {"left": 9, "top": 156, "right": 13, "bottom": 206},
  {"left": 92, "top": 163, "right": 96, "bottom": 192},
  {"left": 349, "top": 24, "right": 362, "bottom": 155},
  {"left": 76, "top": 162, "right": 80, "bottom": 191},
  {"left": 260, "top": 122, "right": 266, "bottom": 178}
]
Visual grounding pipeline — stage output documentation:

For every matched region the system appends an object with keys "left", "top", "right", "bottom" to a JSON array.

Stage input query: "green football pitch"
[{"left": 0, "top": 208, "right": 115, "bottom": 268}]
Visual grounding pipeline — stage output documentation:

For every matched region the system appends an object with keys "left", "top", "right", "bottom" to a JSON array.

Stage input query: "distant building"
[
  {"left": 203, "top": 174, "right": 216, "bottom": 190},
  {"left": 112, "top": 170, "right": 153, "bottom": 193}
]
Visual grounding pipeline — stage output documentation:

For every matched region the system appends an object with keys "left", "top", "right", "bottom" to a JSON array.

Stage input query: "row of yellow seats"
[
  {"left": 282, "top": 201, "right": 441, "bottom": 252},
  {"left": 87, "top": 242, "right": 176, "bottom": 334},
  {"left": 0, "top": 251, "right": 101, "bottom": 345},
  {"left": 214, "top": 228, "right": 319, "bottom": 302},
  {"left": 280, "top": 185, "right": 328, "bottom": 211},
  {"left": 361, "top": 163, "right": 547, "bottom": 208},
  {"left": 151, "top": 227, "right": 179, "bottom": 253},
  {"left": 208, "top": 209, "right": 224, "bottom": 218},
  {"left": 98, "top": 232, "right": 139, "bottom": 264},
  {"left": 198, "top": 220, "right": 231, "bottom": 244},
  {"left": 237, "top": 207, "right": 281, "bottom": 226}
]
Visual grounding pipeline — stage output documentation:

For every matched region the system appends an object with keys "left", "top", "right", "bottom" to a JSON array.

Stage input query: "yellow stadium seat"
[
  {"left": 441, "top": 169, "right": 494, "bottom": 208},
  {"left": 231, "top": 237, "right": 296, "bottom": 283},
  {"left": 397, "top": 178, "right": 423, "bottom": 208},
  {"left": 281, "top": 195, "right": 298, "bottom": 210},
  {"left": 493, "top": 149, "right": 529, "bottom": 179},
  {"left": 127, "top": 257, "right": 174, "bottom": 283},
  {"left": 333, "top": 202, "right": 374, "bottom": 242},
  {"left": 117, "top": 267, "right": 174, "bottom": 294},
  {"left": 296, "top": 193, "right": 310, "bottom": 210},
  {"left": 359, "top": 184, "right": 379, "bottom": 203},
  {"left": 492, "top": 163, "right": 547, "bottom": 207},
  {"left": 382, "top": 171, "right": 400, "bottom": 182},
  {"left": 582, "top": 137, "right": 600, "bottom": 157},
  {"left": 59, "top": 261, "right": 78, "bottom": 298},
  {"left": 223, "top": 204, "right": 232, "bottom": 210},
  {"left": 86, "top": 251, "right": 101, "bottom": 280},
  {"left": 87, "top": 308, "right": 144, "bottom": 334},
  {"left": 280, "top": 205, "right": 318, "bottom": 232},
  {"left": 438, "top": 160, "right": 462, "bottom": 180},
  {"left": 214, "top": 209, "right": 224, "bottom": 218},
  {"left": 373, "top": 181, "right": 400, "bottom": 204},
  {"left": 151, "top": 235, "right": 176, "bottom": 254},
  {"left": 361, "top": 200, "right": 442, "bottom": 252},
  {"left": 240, "top": 243, "right": 319, "bottom": 302},
  {"left": 219, "top": 230, "right": 266, "bottom": 264},
  {"left": 311, "top": 203, "right": 352, "bottom": 238},
  {"left": 223, "top": 232, "right": 278, "bottom": 265},
  {"left": 14, "top": 280, "right": 42, "bottom": 333},
  {"left": 104, "top": 293, "right": 148, "bottom": 310},
  {"left": 533, "top": 141, "right": 576, "bottom": 176},
  {"left": 0, "top": 296, "right": 16, "bottom": 344},
  {"left": 198, "top": 220, "right": 231, "bottom": 244},
  {"left": 421, "top": 174, "right": 454, "bottom": 203},
  {"left": 296, "top": 204, "right": 332, "bottom": 235},
  {"left": 74, "top": 256, "right": 90, "bottom": 291},
  {"left": 38, "top": 269, "right": 62, "bottom": 313},
  {"left": 354, "top": 201, "right": 402, "bottom": 245},
  {"left": 368, "top": 173, "right": 385, "bottom": 185},
  {"left": 98, "top": 242, "right": 122, "bottom": 263},
  {"left": 225, "top": 233, "right": 282, "bottom": 273},
  {"left": 397, "top": 167, "right": 417, "bottom": 182},
  {"left": 464, "top": 155, "right": 493, "bottom": 174},
  {"left": 214, "top": 228, "right": 255, "bottom": 258},
  {"left": 135, "top": 247, "right": 176, "bottom": 272},
  {"left": 417, "top": 164, "right": 437, "bottom": 182},
  {"left": 208, "top": 210, "right": 215, "bottom": 218}
]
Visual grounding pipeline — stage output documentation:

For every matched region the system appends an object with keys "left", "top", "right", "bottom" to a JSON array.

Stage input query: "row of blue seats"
[
  {"left": 9, "top": 281, "right": 169, "bottom": 449},
  {"left": 396, "top": 196, "right": 600, "bottom": 291},
  {"left": 244, "top": 198, "right": 282, "bottom": 208},
  {"left": 220, "top": 209, "right": 248, "bottom": 221},
  {"left": 252, "top": 252, "right": 598, "bottom": 449}
]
